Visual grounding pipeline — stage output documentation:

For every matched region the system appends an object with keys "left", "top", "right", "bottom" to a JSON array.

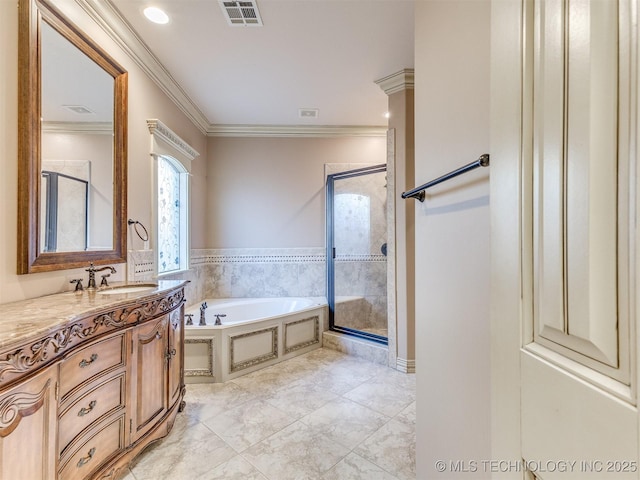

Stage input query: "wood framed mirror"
[{"left": 17, "top": 0, "right": 127, "bottom": 274}]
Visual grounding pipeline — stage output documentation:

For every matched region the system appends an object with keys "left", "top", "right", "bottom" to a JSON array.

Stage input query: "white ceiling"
[{"left": 108, "top": 0, "right": 415, "bottom": 129}]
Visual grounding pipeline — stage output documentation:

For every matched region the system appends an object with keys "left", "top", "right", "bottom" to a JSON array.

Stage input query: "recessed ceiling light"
[{"left": 144, "top": 6, "right": 169, "bottom": 24}]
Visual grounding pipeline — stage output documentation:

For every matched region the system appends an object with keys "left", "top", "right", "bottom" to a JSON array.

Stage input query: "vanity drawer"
[
  {"left": 59, "top": 334, "right": 126, "bottom": 400},
  {"left": 58, "top": 373, "right": 126, "bottom": 458},
  {"left": 58, "top": 415, "right": 126, "bottom": 480}
]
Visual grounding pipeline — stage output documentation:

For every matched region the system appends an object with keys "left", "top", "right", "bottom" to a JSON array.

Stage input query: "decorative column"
[{"left": 375, "top": 69, "right": 415, "bottom": 373}]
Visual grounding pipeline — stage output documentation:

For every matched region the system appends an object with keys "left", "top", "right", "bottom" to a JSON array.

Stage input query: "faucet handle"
[
  {"left": 185, "top": 314, "right": 194, "bottom": 326},
  {"left": 100, "top": 274, "right": 111, "bottom": 287},
  {"left": 70, "top": 279, "right": 84, "bottom": 291}
]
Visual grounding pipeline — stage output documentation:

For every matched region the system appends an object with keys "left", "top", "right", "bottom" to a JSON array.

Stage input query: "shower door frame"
[{"left": 326, "top": 163, "right": 388, "bottom": 345}]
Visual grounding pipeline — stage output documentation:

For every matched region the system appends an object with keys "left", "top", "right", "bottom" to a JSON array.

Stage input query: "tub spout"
[
  {"left": 213, "top": 314, "right": 226, "bottom": 326},
  {"left": 199, "top": 302, "right": 208, "bottom": 326}
]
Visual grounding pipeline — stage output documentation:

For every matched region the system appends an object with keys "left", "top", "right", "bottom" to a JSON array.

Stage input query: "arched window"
[
  {"left": 148, "top": 119, "right": 199, "bottom": 277},
  {"left": 157, "top": 155, "right": 188, "bottom": 274}
]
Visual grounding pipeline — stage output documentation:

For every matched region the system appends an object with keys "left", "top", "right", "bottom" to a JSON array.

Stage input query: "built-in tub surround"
[
  {"left": 184, "top": 297, "right": 326, "bottom": 383},
  {"left": 148, "top": 247, "right": 397, "bottom": 368}
]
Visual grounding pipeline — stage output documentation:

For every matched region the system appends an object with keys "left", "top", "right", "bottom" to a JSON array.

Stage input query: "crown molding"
[
  {"left": 207, "top": 124, "right": 388, "bottom": 138},
  {"left": 375, "top": 68, "right": 415, "bottom": 95},
  {"left": 42, "top": 121, "right": 113, "bottom": 134},
  {"left": 147, "top": 119, "right": 200, "bottom": 161},
  {"left": 75, "top": 0, "right": 393, "bottom": 139},
  {"left": 76, "top": 0, "right": 210, "bottom": 134}
]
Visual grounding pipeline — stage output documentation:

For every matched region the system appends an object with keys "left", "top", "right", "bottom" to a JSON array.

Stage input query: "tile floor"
[{"left": 122, "top": 348, "right": 416, "bottom": 480}]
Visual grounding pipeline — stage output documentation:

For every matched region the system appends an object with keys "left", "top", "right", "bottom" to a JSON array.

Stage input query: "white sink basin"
[{"left": 98, "top": 284, "right": 158, "bottom": 295}]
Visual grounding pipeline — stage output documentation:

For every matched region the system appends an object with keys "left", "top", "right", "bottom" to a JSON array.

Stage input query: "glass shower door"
[{"left": 326, "top": 164, "right": 387, "bottom": 344}]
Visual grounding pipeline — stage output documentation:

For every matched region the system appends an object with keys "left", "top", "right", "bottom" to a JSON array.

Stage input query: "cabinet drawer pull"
[
  {"left": 165, "top": 348, "right": 177, "bottom": 360},
  {"left": 155, "top": 331, "right": 162, "bottom": 340},
  {"left": 79, "top": 353, "right": 98, "bottom": 368},
  {"left": 77, "top": 447, "right": 96, "bottom": 467},
  {"left": 78, "top": 400, "right": 97, "bottom": 417}
]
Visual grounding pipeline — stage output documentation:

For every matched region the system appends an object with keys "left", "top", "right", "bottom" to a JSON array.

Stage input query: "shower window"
[
  {"left": 156, "top": 155, "right": 189, "bottom": 274},
  {"left": 326, "top": 164, "right": 388, "bottom": 344}
]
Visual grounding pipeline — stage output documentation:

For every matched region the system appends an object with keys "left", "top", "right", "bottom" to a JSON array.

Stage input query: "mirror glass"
[
  {"left": 40, "top": 21, "right": 114, "bottom": 253},
  {"left": 18, "top": 0, "right": 128, "bottom": 274}
]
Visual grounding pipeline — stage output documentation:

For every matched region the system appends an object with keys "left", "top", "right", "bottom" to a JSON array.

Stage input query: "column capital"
[{"left": 375, "top": 68, "right": 414, "bottom": 95}]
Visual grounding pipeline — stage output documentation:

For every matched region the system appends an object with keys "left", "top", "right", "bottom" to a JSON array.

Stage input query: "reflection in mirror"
[
  {"left": 40, "top": 21, "right": 114, "bottom": 253},
  {"left": 18, "top": 0, "right": 128, "bottom": 274},
  {"left": 40, "top": 169, "right": 89, "bottom": 252}
]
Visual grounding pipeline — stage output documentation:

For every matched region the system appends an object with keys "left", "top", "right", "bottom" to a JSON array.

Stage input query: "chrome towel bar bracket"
[{"left": 401, "top": 153, "right": 490, "bottom": 202}]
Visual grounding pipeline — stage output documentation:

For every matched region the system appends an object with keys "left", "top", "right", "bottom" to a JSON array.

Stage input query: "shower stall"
[{"left": 326, "top": 164, "right": 388, "bottom": 344}]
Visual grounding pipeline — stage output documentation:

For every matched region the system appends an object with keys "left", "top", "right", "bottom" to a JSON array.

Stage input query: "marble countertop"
[{"left": 0, "top": 280, "right": 187, "bottom": 351}]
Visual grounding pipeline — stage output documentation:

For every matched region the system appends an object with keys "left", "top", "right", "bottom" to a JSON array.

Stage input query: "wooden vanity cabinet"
[
  {"left": 130, "top": 315, "right": 169, "bottom": 442},
  {"left": 0, "top": 366, "right": 58, "bottom": 480},
  {"left": 168, "top": 306, "right": 185, "bottom": 410},
  {"left": 0, "top": 284, "right": 186, "bottom": 480}
]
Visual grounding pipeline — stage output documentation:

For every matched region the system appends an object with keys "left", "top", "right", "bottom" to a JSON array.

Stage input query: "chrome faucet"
[
  {"left": 86, "top": 262, "right": 117, "bottom": 290},
  {"left": 199, "top": 302, "right": 208, "bottom": 326}
]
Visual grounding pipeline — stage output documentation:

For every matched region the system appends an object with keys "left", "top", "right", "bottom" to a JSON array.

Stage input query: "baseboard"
[{"left": 396, "top": 357, "right": 415, "bottom": 373}]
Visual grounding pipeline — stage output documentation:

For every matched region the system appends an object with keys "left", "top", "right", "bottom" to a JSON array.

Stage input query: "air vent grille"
[
  {"left": 63, "top": 105, "right": 95, "bottom": 115},
  {"left": 299, "top": 108, "right": 319, "bottom": 119},
  {"left": 219, "top": 0, "right": 263, "bottom": 26}
]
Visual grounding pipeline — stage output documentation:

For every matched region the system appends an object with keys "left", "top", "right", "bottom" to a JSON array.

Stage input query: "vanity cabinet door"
[
  {"left": 130, "top": 315, "right": 169, "bottom": 442},
  {"left": 168, "top": 306, "right": 184, "bottom": 409},
  {"left": 0, "top": 366, "right": 57, "bottom": 480}
]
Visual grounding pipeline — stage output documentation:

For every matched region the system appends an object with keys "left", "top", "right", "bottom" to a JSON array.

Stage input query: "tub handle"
[
  {"left": 214, "top": 314, "right": 226, "bottom": 326},
  {"left": 185, "top": 313, "right": 193, "bottom": 326}
]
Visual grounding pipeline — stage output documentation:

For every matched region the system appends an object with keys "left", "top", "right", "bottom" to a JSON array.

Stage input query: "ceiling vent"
[
  {"left": 219, "top": 1, "right": 263, "bottom": 27},
  {"left": 63, "top": 105, "right": 95, "bottom": 115},
  {"left": 299, "top": 108, "right": 319, "bottom": 119}
]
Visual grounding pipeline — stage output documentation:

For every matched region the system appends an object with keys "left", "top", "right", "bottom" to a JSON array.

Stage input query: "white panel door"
[
  {"left": 492, "top": 0, "right": 639, "bottom": 478},
  {"left": 532, "top": 0, "right": 631, "bottom": 382}
]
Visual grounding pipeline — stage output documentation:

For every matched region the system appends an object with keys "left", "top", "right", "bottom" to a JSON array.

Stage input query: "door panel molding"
[{"left": 530, "top": 0, "right": 633, "bottom": 387}]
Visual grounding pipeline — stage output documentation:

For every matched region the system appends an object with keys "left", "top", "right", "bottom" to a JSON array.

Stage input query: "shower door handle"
[{"left": 332, "top": 247, "right": 336, "bottom": 259}]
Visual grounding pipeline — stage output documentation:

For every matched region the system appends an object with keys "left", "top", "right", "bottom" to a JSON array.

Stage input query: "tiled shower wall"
[{"left": 334, "top": 255, "right": 388, "bottom": 332}]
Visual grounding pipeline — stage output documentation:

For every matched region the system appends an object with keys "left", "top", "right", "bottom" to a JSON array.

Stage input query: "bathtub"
[{"left": 183, "top": 297, "right": 327, "bottom": 383}]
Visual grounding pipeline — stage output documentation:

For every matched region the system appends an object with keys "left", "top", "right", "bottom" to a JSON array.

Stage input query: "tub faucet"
[
  {"left": 199, "top": 302, "right": 208, "bottom": 326},
  {"left": 213, "top": 314, "right": 226, "bottom": 326},
  {"left": 86, "top": 262, "right": 117, "bottom": 290}
]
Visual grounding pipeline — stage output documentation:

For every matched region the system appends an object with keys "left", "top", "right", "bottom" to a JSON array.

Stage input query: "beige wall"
[
  {"left": 205, "top": 136, "right": 386, "bottom": 248},
  {"left": 415, "top": 1, "right": 491, "bottom": 478},
  {"left": 0, "top": 0, "right": 207, "bottom": 303}
]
